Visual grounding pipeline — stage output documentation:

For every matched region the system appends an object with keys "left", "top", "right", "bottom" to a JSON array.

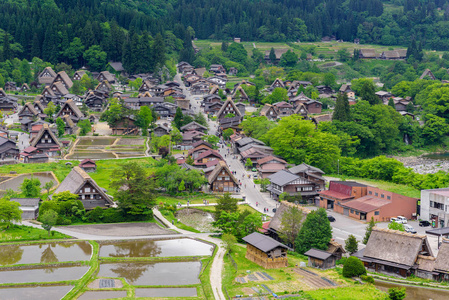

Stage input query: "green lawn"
[
  {"left": 0, "top": 223, "right": 71, "bottom": 243},
  {"left": 326, "top": 175, "right": 420, "bottom": 198},
  {"left": 307, "top": 285, "right": 387, "bottom": 300}
]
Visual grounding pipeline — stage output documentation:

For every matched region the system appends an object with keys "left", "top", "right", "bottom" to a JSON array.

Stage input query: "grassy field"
[
  {"left": 0, "top": 157, "right": 156, "bottom": 192},
  {"left": 156, "top": 194, "right": 219, "bottom": 206},
  {"left": 222, "top": 245, "right": 385, "bottom": 299},
  {"left": 0, "top": 223, "right": 71, "bottom": 243},
  {"left": 325, "top": 175, "right": 421, "bottom": 198}
]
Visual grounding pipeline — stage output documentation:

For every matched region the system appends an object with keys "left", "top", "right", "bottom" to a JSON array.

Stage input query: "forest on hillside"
[{"left": 2, "top": 0, "right": 449, "bottom": 73}]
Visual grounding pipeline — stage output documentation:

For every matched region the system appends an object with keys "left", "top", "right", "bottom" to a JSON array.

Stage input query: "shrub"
[
  {"left": 342, "top": 256, "right": 366, "bottom": 278},
  {"left": 336, "top": 257, "right": 347, "bottom": 265},
  {"left": 360, "top": 275, "right": 374, "bottom": 284},
  {"left": 102, "top": 208, "right": 126, "bottom": 223},
  {"left": 84, "top": 207, "right": 104, "bottom": 223}
]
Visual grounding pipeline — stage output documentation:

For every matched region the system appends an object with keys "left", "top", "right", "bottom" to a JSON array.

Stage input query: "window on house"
[
  {"left": 369, "top": 191, "right": 372, "bottom": 195},
  {"left": 375, "top": 211, "right": 380, "bottom": 215},
  {"left": 381, "top": 194, "right": 384, "bottom": 198},
  {"left": 350, "top": 209, "right": 354, "bottom": 213},
  {"left": 375, "top": 193, "right": 378, "bottom": 196},
  {"left": 356, "top": 212, "right": 359, "bottom": 215},
  {"left": 387, "top": 196, "right": 391, "bottom": 200},
  {"left": 85, "top": 187, "right": 91, "bottom": 193}
]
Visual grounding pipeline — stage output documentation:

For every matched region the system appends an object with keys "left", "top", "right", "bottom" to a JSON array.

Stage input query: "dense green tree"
[
  {"left": 333, "top": 93, "right": 350, "bottom": 122},
  {"left": 227, "top": 42, "right": 247, "bottom": 65},
  {"left": 78, "top": 119, "right": 92, "bottom": 136},
  {"left": 40, "top": 209, "right": 58, "bottom": 236},
  {"left": 269, "top": 48, "right": 276, "bottom": 64},
  {"left": 214, "top": 193, "right": 238, "bottom": 221},
  {"left": 388, "top": 97, "right": 395, "bottom": 109},
  {"left": 263, "top": 115, "right": 341, "bottom": 172},
  {"left": 342, "top": 256, "right": 366, "bottom": 278},
  {"left": 111, "top": 161, "right": 157, "bottom": 219},
  {"left": 363, "top": 217, "right": 376, "bottom": 244},
  {"left": 279, "top": 50, "right": 298, "bottom": 68},
  {"left": 153, "top": 33, "right": 166, "bottom": 69},
  {"left": 20, "top": 177, "right": 41, "bottom": 197},
  {"left": 136, "top": 106, "right": 153, "bottom": 136},
  {"left": 223, "top": 128, "right": 234, "bottom": 140},
  {"left": 56, "top": 117, "right": 65, "bottom": 137},
  {"left": 388, "top": 288, "right": 406, "bottom": 300},
  {"left": 83, "top": 45, "right": 107, "bottom": 71},
  {"left": 0, "top": 199, "right": 22, "bottom": 229},
  {"left": 262, "top": 87, "right": 288, "bottom": 104},
  {"left": 360, "top": 81, "right": 379, "bottom": 105},
  {"left": 345, "top": 234, "right": 358, "bottom": 254},
  {"left": 241, "top": 116, "right": 276, "bottom": 140},
  {"left": 278, "top": 206, "right": 304, "bottom": 248},
  {"left": 422, "top": 114, "right": 448, "bottom": 144},
  {"left": 295, "top": 208, "right": 332, "bottom": 254},
  {"left": 388, "top": 221, "right": 405, "bottom": 231}
]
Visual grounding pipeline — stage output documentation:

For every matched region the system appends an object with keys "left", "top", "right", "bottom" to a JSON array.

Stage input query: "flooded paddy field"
[
  {"left": 0, "top": 172, "right": 57, "bottom": 192},
  {"left": 0, "top": 241, "right": 92, "bottom": 266},
  {"left": 99, "top": 238, "right": 213, "bottom": 258},
  {"left": 97, "top": 261, "right": 202, "bottom": 286},
  {"left": 0, "top": 265, "right": 89, "bottom": 284},
  {"left": 77, "top": 290, "right": 128, "bottom": 300},
  {"left": 0, "top": 285, "right": 73, "bottom": 300},
  {"left": 135, "top": 287, "right": 198, "bottom": 298}
]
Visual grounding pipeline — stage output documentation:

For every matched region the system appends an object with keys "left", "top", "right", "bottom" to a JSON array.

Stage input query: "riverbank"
[{"left": 394, "top": 155, "right": 449, "bottom": 174}]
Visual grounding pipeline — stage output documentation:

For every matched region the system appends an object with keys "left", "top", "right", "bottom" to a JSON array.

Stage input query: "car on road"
[
  {"left": 404, "top": 224, "right": 417, "bottom": 234},
  {"left": 419, "top": 220, "right": 431, "bottom": 227},
  {"left": 251, "top": 167, "right": 257, "bottom": 172},
  {"left": 166, "top": 117, "right": 173, "bottom": 121},
  {"left": 253, "top": 174, "right": 258, "bottom": 179},
  {"left": 390, "top": 216, "right": 407, "bottom": 224},
  {"left": 327, "top": 215, "right": 336, "bottom": 222}
]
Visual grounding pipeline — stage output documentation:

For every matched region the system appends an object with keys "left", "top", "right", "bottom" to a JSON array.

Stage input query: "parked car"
[
  {"left": 251, "top": 167, "right": 257, "bottom": 172},
  {"left": 404, "top": 224, "right": 417, "bottom": 234},
  {"left": 328, "top": 215, "right": 336, "bottom": 222},
  {"left": 390, "top": 217, "right": 397, "bottom": 223},
  {"left": 419, "top": 220, "right": 431, "bottom": 227},
  {"left": 396, "top": 216, "right": 408, "bottom": 224},
  {"left": 253, "top": 174, "right": 258, "bottom": 179}
]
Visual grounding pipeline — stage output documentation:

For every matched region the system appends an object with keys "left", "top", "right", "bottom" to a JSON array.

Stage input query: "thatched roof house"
[
  {"left": 359, "top": 227, "right": 433, "bottom": 277},
  {"left": 53, "top": 166, "right": 113, "bottom": 209}
]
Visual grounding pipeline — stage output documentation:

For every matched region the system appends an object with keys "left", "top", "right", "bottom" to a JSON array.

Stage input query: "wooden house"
[
  {"left": 73, "top": 70, "right": 87, "bottom": 81},
  {"left": 327, "top": 240, "right": 346, "bottom": 260},
  {"left": 53, "top": 166, "right": 114, "bottom": 210},
  {"left": 0, "top": 136, "right": 18, "bottom": 159},
  {"left": 268, "top": 169, "right": 322, "bottom": 201},
  {"left": 180, "top": 121, "right": 208, "bottom": 133},
  {"left": 62, "top": 115, "right": 78, "bottom": 135},
  {"left": 231, "top": 85, "right": 248, "bottom": 102},
  {"left": 138, "top": 80, "right": 155, "bottom": 92},
  {"left": 267, "top": 202, "right": 310, "bottom": 246},
  {"left": 339, "top": 84, "right": 355, "bottom": 98},
  {"left": 51, "top": 81, "right": 69, "bottom": 96},
  {"left": 243, "top": 232, "right": 289, "bottom": 269},
  {"left": 30, "top": 124, "right": 61, "bottom": 157},
  {"left": 273, "top": 101, "right": 294, "bottom": 117},
  {"left": 420, "top": 69, "right": 436, "bottom": 80},
  {"left": 96, "top": 71, "right": 116, "bottom": 84},
  {"left": 208, "top": 161, "right": 239, "bottom": 193},
  {"left": 229, "top": 67, "right": 238, "bottom": 76},
  {"left": 56, "top": 99, "right": 84, "bottom": 123},
  {"left": 190, "top": 81, "right": 210, "bottom": 95},
  {"left": 84, "top": 91, "right": 106, "bottom": 111},
  {"left": 216, "top": 99, "right": 242, "bottom": 121},
  {"left": 359, "top": 49, "right": 377, "bottom": 59},
  {"left": 153, "top": 124, "right": 171, "bottom": 137},
  {"left": 10, "top": 198, "right": 40, "bottom": 220},
  {"left": 111, "top": 116, "right": 139, "bottom": 135},
  {"left": 268, "top": 78, "right": 285, "bottom": 91},
  {"left": 96, "top": 80, "right": 112, "bottom": 93},
  {"left": 380, "top": 50, "right": 407, "bottom": 60},
  {"left": 304, "top": 248, "right": 337, "bottom": 269},
  {"left": 20, "top": 83, "right": 30, "bottom": 92},
  {"left": 38, "top": 67, "right": 56, "bottom": 85},
  {"left": 5, "top": 82, "right": 16, "bottom": 91},
  {"left": 188, "top": 143, "right": 214, "bottom": 160},
  {"left": 359, "top": 228, "right": 433, "bottom": 277},
  {"left": 240, "top": 147, "right": 269, "bottom": 166},
  {"left": 257, "top": 155, "right": 287, "bottom": 179},
  {"left": 194, "top": 149, "right": 223, "bottom": 166},
  {"left": 79, "top": 159, "right": 97, "bottom": 172},
  {"left": 0, "top": 89, "right": 18, "bottom": 111},
  {"left": 19, "top": 146, "right": 49, "bottom": 163},
  {"left": 52, "top": 71, "right": 73, "bottom": 90},
  {"left": 260, "top": 104, "right": 278, "bottom": 120},
  {"left": 209, "top": 64, "right": 226, "bottom": 74},
  {"left": 264, "top": 49, "right": 288, "bottom": 64},
  {"left": 289, "top": 163, "right": 326, "bottom": 191},
  {"left": 18, "top": 102, "right": 40, "bottom": 121}
]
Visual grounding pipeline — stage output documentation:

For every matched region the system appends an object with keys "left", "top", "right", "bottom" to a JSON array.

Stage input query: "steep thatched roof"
[
  {"left": 207, "top": 161, "right": 238, "bottom": 185},
  {"left": 434, "top": 239, "right": 449, "bottom": 273},
  {"left": 53, "top": 166, "right": 113, "bottom": 205},
  {"left": 30, "top": 123, "right": 61, "bottom": 148},
  {"left": 56, "top": 99, "right": 84, "bottom": 119},
  {"left": 363, "top": 227, "right": 432, "bottom": 267},
  {"left": 53, "top": 71, "right": 73, "bottom": 89},
  {"left": 268, "top": 201, "right": 310, "bottom": 233}
]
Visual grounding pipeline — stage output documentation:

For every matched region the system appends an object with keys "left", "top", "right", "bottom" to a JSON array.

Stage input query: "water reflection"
[
  {"left": 0, "top": 241, "right": 91, "bottom": 266},
  {"left": 0, "top": 244, "right": 23, "bottom": 265},
  {"left": 40, "top": 245, "right": 58, "bottom": 273},
  {"left": 0, "top": 266, "right": 89, "bottom": 284},
  {"left": 99, "top": 239, "right": 213, "bottom": 258},
  {"left": 98, "top": 261, "right": 201, "bottom": 286}
]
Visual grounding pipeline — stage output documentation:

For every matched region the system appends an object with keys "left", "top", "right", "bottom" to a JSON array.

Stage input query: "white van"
[{"left": 395, "top": 216, "right": 407, "bottom": 224}]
